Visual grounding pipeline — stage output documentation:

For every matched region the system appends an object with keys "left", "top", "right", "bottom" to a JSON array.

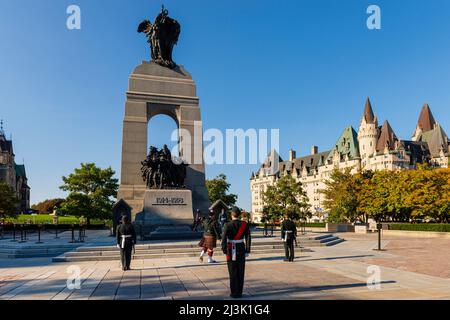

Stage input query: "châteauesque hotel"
[{"left": 250, "top": 99, "right": 450, "bottom": 223}]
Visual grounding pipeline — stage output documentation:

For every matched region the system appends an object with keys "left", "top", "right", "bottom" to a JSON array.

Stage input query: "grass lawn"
[{"left": 5, "top": 214, "right": 108, "bottom": 225}]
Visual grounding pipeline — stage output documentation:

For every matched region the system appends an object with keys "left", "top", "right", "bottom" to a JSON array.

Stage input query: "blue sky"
[{"left": 1, "top": 0, "right": 450, "bottom": 210}]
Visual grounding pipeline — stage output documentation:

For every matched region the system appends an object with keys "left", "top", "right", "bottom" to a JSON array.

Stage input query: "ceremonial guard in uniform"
[
  {"left": 199, "top": 210, "right": 222, "bottom": 263},
  {"left": 281, "top": 214, "right": 297, "bottom": 262},
  {"left": 222, "top": 207, "right": 251, "bottom": 298},
  {"left": 116, "top": 216, "right": 137, "bottom": 271}
]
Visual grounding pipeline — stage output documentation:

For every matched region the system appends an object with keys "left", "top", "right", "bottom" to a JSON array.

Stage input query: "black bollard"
[
  {"left": 36, "top": 225, "right": 43, "bottom": 244},
  {"left": 69, "top": 224, "right": 76, "bottom": 243},
  {"left": 19, "top": 225, "right": 25, "bottom": 243},
  {"left": 11, "top": 224, "right": 17, "bottom": 242},
  {"left": 78, "top": 227, "right": 84, "bottom": 243}
]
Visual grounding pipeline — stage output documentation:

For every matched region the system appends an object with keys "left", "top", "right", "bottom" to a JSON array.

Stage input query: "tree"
[
  {"left": 358, "top": 170, "right": 398, "bottom": 223},
  {"left": 32, "top": 198, "right": 65, "bottom": 214},
  {"left": 205, "top": 174, "right": 237, "bottom": 206},
  {"left": 262, "top": 175, "right": 311, "bottom": 222},
  {"left": 320, "top": 166, "right": 450, "bottom": 224},
  {"left": 435, "top": 168, "right": 450, "bottom": 223},
  {"left": 261, "top": 184, "right": 282, "bottom": 224},
  {"left": 320, "top": 169, "right": 360, "bottom": 223},
  {"left": 403, "top": 165, "right": 445, "bottom": 222},
  {"left": 0, "top": 182, "right": 18, "bottom": 218},
  {"left": 59, "top": 163, "right": 119, "bottom": 224}
]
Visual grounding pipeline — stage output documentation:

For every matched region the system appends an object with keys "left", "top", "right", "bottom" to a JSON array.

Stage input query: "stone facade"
[
  {"left": 250, "top": 99, "right": 450, "bottom": 223},
  {"left": 0, "top": 127, "right": 30, "bottom": 213}
]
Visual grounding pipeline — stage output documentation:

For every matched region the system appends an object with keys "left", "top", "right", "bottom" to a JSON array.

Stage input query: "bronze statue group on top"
[{"left": 141, "top": 145, "right": 187, "bottom": 189}]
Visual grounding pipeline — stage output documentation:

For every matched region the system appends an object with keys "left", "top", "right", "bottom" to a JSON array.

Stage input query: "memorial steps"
[{"left": 52, "top": 233, "right": 344, "bottom": 262}]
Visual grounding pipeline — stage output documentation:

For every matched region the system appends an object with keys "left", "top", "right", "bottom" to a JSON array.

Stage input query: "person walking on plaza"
[
  {"left": 222, "top": 207, "right": 251, "bottom": 299},
  {"left": 199, "top": 210, "right": 222, "bottom": 263},
  {"left": 116, "top": 215, "right": 137, "bottom": 271},
  {"left": 281, "top": 214, "right": 297, "bottom": 262}
]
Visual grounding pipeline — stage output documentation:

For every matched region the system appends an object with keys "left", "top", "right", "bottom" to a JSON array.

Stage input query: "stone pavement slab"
[{"left": 0, "top": 234, "right": 449, "bottom": 300}]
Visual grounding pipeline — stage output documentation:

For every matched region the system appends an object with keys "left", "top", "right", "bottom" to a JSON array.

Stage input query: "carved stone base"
[{"left": 135, "top": 189, "right": 194, "bottom": 226}]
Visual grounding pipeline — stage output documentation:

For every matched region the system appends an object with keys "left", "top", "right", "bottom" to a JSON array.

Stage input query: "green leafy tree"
[
  {"left": 261, "top": 184, "right": 282, "bottom": 224},
  {"left": 0, "top": 182, "right": 18, "bottom": 218},
  {"left": 262, "top": 175, "right": 311, "bottom": 222},
  {"left": 321, "top": 166, "right": 450, "bottom": 224},
  {"left": 320, "top": 169, "right": 360, "bottom": 223},
  {"left": 205, "top": 174, "right": 237, "bottom": 206},
  {"left": 59, "top": 163, "right": 118, "bottom": 224},
  {"left": 31, "top": 198, "right": 65, "bottom": 214},
  {"left": 403, "top": 165, "right": 445, "bottom": 222},
  {"left": 358, "top": 170, "right": 397, "bottom": 223},
  {"left": 435, "top": 169, "right": 450, "bottom": 223}
]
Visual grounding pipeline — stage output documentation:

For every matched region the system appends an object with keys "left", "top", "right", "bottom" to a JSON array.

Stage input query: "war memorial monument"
[{"left": 117, "top": 8, "right": 210, "bottom": 239}]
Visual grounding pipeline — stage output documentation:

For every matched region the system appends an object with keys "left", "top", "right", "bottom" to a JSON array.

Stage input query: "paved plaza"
[{"left": 1, "top": 232, "right": 450, "bottom": 300}]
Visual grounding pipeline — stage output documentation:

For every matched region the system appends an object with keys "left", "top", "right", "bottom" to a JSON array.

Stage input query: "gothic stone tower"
[{"left": 358, "top": 97, "right": 379, "bottom": 169}]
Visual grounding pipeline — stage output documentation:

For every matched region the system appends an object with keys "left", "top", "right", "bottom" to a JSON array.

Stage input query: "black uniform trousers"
[
  {"left": 227, "top": 244, "right": 246, "bottom": 297},
  {"left": 120, "top": 239, "right": 133, "bottom": 270},
  {"left": 284, "top": 238, "right": 295, "bottom": 261}
]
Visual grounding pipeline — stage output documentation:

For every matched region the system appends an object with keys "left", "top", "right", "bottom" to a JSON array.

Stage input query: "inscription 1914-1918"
[{"left": 154, "top": 197, "right": 186, "bottom": 206}]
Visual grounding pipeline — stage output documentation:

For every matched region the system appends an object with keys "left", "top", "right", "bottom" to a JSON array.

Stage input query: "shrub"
[{"left": 389, "top": 223, "right": 450, "bottom": 233}]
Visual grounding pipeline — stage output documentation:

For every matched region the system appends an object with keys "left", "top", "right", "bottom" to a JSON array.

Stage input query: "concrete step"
[
  {"left": 76, "top": 241, "right": 320, "bottom": 252},
  {"left": 53, "top": 248, "right": 312, "bottom": 262},
  {"left": 52, "top": 233, "right": 344, "bottom": 263},
  {"left": 322, "top": 238, "right": 345, "bottom": 246},
  {"left": 0, "top": 245, "right": 82, "bottom": 259},
  {"left": 64, "top": 244, "right": 290, "bottom": 257}
]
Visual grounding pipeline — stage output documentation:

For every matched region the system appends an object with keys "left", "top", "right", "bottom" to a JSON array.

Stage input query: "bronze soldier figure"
[{"left": 137, "top": 6, "right": 181, "bottom": 69}]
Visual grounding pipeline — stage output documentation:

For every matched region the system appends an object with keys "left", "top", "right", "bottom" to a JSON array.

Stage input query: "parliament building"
[
  {"left": 0, "top": 123, "right": 30, "bottom": 213},
  {"left": 250, "top": 99, "right": 450, "bottom": 223}
]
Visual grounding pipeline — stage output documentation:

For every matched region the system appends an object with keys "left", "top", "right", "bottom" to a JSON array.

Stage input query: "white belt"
[
  {"left": 121, "top": 235, "right": 132, "bottom": 249},
  {"left": 284, "top": 230, "right": 293, "bottom": 242},
  {"left": 228, "top": 239, "right": 245, "bottom": 261}
]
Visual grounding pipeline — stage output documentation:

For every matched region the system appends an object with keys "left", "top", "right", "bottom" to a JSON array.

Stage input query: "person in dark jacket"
[
  {"left": 199, "top": 210, "right": 222, "bottom": 263},
  {"left": 281, "top": 214, "right": 297, "bottom": 262},
  {"left": 192, "top": 209, "right": 203, "bottom": 232},
  {"left": 219, "top": 209, "right": 228, "bottom": 230},
  {"left": 222, "top": 207, "right": 251, "bottom": 299},
  {"left": 116, "top": 215, "right": 137, "bottom": 271}
]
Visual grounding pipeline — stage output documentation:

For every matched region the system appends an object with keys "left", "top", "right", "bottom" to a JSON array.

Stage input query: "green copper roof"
[
  {"left": 14, "top": 163, "right": 26, "bottom": 178},
  {"left": 325, "top": 126, "right": 360, "bottom": 163}
]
